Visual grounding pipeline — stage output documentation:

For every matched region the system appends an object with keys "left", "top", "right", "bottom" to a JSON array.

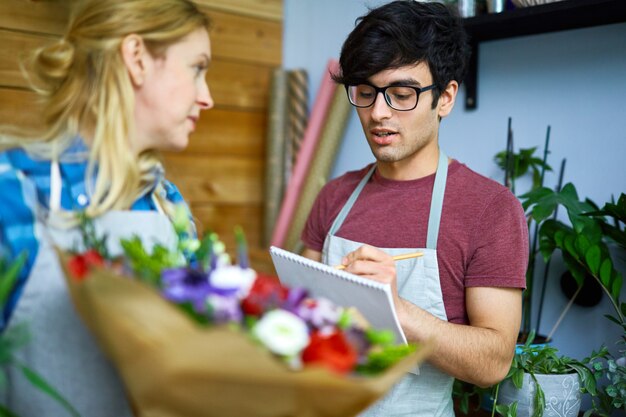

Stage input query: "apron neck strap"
[
  {"left": 328, "top": 164, "right": 376, "bottom": 236},
  {"left": 426, "top": 149, "right": 448, "bottom": 249},
  {"left": 49, "top": 159, "right": 62, "bottom": 212}
]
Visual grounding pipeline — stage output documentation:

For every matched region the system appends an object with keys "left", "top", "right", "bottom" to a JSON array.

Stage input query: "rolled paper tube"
[
  {"left": 263, "top": 68, "right": 288, "bottom": 246},
  {"left": 271, "top": 60, "right": 339, "bottom": 248},
  {"left": 284, "top": 84, "right": 352, "bottom": 253}
]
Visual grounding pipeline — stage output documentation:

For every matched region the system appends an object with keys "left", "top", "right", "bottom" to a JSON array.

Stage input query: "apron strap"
[
  {"left": 328, "top": 164, "right": 376, "bottom": 236},
  {"left": 426, "top": 150, "right": 448, "bottom": 249},
  {"left": 49, "top": 159, "right": 62, "bottom": 212}
]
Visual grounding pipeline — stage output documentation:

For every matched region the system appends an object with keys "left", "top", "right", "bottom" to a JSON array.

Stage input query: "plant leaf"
[
  {"left": 0, "top": 404, "right": 20, "bottom": 417},
  {"left": 599, "top": 258, "right": 613, "bottom": 288},
  {"left": 584, "top": 245, "right": 601, "bottom": 275},
  {"left": 17, "top": 364, "right": 81, "bottom": 417}
]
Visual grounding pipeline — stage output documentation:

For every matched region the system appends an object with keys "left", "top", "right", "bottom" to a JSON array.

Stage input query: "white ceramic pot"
[{"left": 498, "top": 373, "right": 581, "bottom": 417}]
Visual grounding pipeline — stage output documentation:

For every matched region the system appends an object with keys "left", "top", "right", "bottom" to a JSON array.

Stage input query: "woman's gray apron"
[
  {"left": 322, "top": 150, "right": 454, "bottom": 417},
  {"left": 3, "top": 161, "right": 177, "bottom": 417}
]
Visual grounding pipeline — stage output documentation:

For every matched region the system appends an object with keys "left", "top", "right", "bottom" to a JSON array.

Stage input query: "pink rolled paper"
[{"left": 270, "top": 59, "right": 339, "bottom": 248}]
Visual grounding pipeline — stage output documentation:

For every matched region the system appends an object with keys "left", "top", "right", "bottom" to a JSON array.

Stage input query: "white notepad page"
[{"left": 269, "top": 246, "right": 407, "bottom": 345}]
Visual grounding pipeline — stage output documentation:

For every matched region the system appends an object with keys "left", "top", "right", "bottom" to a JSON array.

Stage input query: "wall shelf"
[{"left": 462, "top": 0, "right": 626, "bottom": 109}]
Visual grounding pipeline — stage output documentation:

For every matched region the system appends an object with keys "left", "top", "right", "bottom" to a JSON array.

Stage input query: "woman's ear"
[
  {"left": 437, "top": 80, "right": 459, "bottom": 119},
  {"left": 121, "top": 34, "right": 148, "bottom": 87}
]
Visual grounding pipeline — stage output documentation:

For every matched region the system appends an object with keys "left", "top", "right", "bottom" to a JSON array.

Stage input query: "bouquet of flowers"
[{"left": 58, "top": 209, "right": 430, "bottom": 417}]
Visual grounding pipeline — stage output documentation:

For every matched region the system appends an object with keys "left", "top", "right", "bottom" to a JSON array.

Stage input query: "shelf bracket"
[{"left": 464, "top": 40, "right": 478, "bottom": 110}]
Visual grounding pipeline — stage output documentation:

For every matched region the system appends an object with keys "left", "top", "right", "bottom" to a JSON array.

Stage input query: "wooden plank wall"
[{"left": 0, "top": 0, "right": 282, "bottom": 273}]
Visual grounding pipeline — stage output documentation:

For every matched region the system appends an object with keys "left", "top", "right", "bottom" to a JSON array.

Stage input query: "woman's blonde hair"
[{"left": 1, "top": 0, "right": 209, "bottom": 218}]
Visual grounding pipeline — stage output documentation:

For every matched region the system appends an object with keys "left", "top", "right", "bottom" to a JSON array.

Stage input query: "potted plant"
[
  {"left": 520, "top": 187, "right": 625, "bottom": 417},
  {"left": 493, "top": 331, "right": 597, "bottom": 417}
]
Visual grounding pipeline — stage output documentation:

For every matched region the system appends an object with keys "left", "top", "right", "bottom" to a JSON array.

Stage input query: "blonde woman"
[{"left": 0, "top": 0, "right": 213, "bottom": 415}]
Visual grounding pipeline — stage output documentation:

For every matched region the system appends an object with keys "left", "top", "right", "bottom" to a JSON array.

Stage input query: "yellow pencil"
[{"left": 334, "top": 251, "right": 424, "bottom": 270}]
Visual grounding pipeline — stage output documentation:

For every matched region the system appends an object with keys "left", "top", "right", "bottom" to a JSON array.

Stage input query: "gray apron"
[
  {"left": 322, "top": 150, "right": 454, "bottom": 417},
  {"left": 3, "top": 161, "right": 177, "bottom": 417}
]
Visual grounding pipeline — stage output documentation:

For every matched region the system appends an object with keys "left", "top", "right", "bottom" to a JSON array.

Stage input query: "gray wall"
[{"left": 283, "top": 0, "right": 626, "bottom": 371}]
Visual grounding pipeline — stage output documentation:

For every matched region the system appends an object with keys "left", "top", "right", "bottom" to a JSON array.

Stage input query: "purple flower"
[
  {"left": 282, "top": 287, "right": 308, "bottom": 314},
  {"left": 297, "top": 297, "right": 341, "bottom": 332},
  {"left": 161, "top": 268, "right": 212, "bottom": 312},
  {"left": 206, "top": 294, "right": 243, "bottom": 324}
]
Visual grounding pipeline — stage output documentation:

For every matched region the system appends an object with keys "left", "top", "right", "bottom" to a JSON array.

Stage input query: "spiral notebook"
[{"left": 269, "top": 246, "right": 407, "bottom": 344}]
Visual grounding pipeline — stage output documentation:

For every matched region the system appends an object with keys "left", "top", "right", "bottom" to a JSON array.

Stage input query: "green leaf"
[
  {"left": 563, "top": 234, "right": 578, "bottom": 260},
  {"left": 599, "top": 258, "right": 613, "bottom": 288},
  {"left": 17, "top": 364, "right": 81, "bottom": 417},
  {"left": 554, "top": 230, "right": 566, "bottom": 249},
  {"left": 511, "top": 368, "right": 524, "bottom": 389},
  {"left": 584, "top": 245, "right": 601, "bottom": 275},
  {"left": 611, "top": 272, "right": 622, "bottom": 302},
  {"left": 0, "top": 252, "right": 27, "bottom": 310},
  {"left": 0, "top": 404, "right": 20, "bottom": 417},
  {"left": 574, "top": 235, "right": 591, "bottom": 258},
  {"left": 533, "top": 379, "right": 546, "bottom": 417}
]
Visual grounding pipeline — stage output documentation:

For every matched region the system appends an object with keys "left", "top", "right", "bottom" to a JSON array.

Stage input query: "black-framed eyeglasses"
[{"left": 345, "top": 83, "right": 437, "bottom": 111}]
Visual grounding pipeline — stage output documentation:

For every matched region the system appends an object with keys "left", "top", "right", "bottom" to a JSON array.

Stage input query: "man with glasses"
[{"left": 301, "top": 1, "right": 528, "bottom": 416}]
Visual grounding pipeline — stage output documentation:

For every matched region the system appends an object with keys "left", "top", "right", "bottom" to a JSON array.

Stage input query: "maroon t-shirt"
[{"left": 301, "top": 160, "right": 528, "bottom": 325}]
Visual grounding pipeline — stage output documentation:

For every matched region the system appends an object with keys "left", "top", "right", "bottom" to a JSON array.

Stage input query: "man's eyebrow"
[
  {"left": 367, "top": 78, "right": 428, "bottom": 88},
  {"left": 386, "top": 78, "right": 423, "bottom": 87}
]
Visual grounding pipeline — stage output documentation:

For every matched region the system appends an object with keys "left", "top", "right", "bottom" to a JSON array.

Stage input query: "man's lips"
[
  {"left": 370, "top": 128, "right": 398, "bottom": 146},
  {"left": 188, "top": 116, "right": 199, "bottom": 130}
]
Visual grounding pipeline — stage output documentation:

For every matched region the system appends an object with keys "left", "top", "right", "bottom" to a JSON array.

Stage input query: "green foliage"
[
  {"left": 583, "top": 324, "right": 626, "bottom": 417},
  {"left": 0, "top": 253, "right": 26, "bottom": 312},
  {"left": 521, "top": 185, "right": 625, "bottom": 325},
  {"left": 76, "top": 212, "right": 110, "bottom": 259},
  {"left": 495, "top": 146, "right": 552, "bottom": 194},
  {"left": 356, "top": 344, "right": 416, "bottom": 376},
  {"left": 585, "top": 193, "right": 626, "bottom": 253},
  {"left": 120, "top": 237, "right": 180, "bottom": 286}
]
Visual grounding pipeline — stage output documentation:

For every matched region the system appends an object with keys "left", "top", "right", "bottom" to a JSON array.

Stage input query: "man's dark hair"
[{"left": 333, "top": 0, "right": 470, "bottom": 108}]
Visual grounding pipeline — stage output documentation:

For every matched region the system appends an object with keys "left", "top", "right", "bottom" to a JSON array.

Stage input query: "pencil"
[{"left": 334, "top": 251, "right": 424, "bottom": 270}]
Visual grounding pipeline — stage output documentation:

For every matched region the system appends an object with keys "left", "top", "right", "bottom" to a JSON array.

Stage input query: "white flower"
[
  {"left": 253, "top": 309, "right": 310, "bottom": 357},
  {"left": 210, "top": 266, "right": 256, "bottom": 297}
]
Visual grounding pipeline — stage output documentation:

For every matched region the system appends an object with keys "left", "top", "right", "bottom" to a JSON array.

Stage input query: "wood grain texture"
[
  {"left": 208, "top": 60, "right": 272, "bottom": 110},
  {"left": 162, "top": 155, "right": 264, "bottom": 205},
  {"left": 0, "top": 88, "right": 42, "bottom": 128},
  {"left": 191, "top": 202, "right": 262, "bottom": 245},
  {"left": 0, "top": 0, "right": 70, "bottom": 35},
  {"left": 0, "top": 29, "right": 58, "bottom": 89},
  {"left": 187, "top": 108, "right": 266, "bottom": 157},
  {"left": 204, "top": 9, "right": 282, "bottom": 66},
  {"left": 195, "top": 0, "right": 282, "bottom": 22}
]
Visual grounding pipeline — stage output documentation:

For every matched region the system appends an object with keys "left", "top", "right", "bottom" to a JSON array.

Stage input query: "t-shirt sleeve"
[{"left": 465, "top": 188, "right": 528, "bottom": 289}]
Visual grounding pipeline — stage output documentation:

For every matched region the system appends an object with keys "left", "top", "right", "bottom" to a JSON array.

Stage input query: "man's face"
[{"left": 355, "top": 62, "right": 448, "bottom": 173}]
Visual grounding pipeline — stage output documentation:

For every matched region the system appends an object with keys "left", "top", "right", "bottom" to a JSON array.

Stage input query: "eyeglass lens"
[{"left": 348, "top": 85, "right": 420, "bottom": 111}]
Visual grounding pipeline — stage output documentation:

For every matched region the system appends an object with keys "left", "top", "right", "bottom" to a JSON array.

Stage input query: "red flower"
[
  {"left": 67, "top": 250, "right": 105, "bottom": 281},
  {"left": 83, "top": 249, "right": 105, "bottom": 268},
  {"left": 241, "top": 274, "right": 288, "bottom": 316},
  {"left": 302, "top": 330, "right": 358, "bottom": 374},
  {"left": 68, "top": 255, "right": 88, "bottom": 281}
]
